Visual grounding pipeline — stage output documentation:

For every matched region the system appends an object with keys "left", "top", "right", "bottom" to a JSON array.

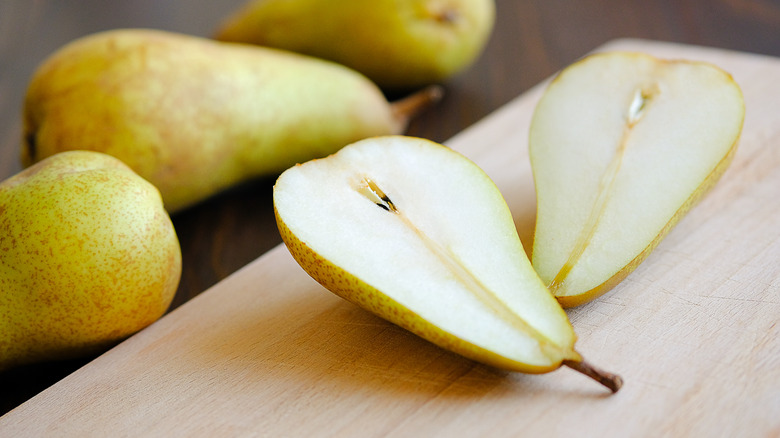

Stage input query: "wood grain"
[{"left": 1, "top": 39, "right": 778, "bottom": 437}]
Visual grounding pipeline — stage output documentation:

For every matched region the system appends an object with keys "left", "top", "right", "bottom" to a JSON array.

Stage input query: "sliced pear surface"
[
  {"left": 274, "top": 136, "right": 621, "bottom": 392},
  {"left": 530, "top": 51, "right": 745, "bottom": 307}
]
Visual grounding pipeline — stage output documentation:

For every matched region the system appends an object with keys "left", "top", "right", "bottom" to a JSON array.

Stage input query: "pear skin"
[
  {"left": 215, "top": 0, "right": 496, "bottom": 89},
  {"left": 0, "top": 151, "right": 181, "bottom": 371},
  {"left": 22, "top": 29, "right": 440, "bottom": 213}
]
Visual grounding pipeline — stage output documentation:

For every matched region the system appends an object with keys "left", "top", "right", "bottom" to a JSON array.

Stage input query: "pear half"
[
  {"left": 530, "top": 51, "right": 745, "bottom": 307},
  {"left": 274, "top": 136, "right": 621, "bottom": 392}
]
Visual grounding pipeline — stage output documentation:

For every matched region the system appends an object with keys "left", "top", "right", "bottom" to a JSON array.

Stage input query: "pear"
[
  {"left": 529, "top": 52, "right": 745, "bottom": 307},
  {"left": 273, "top": 136, "right": 622, "bottom": 392},
  {"left": 0, "top": 150, "right": 181, "bottom": 371},
  {"left": 214, "top": 0, "right": 495, "bottom": 90},
  {"left": 22, "top": 29, "right": 441, "bottom": 213}
]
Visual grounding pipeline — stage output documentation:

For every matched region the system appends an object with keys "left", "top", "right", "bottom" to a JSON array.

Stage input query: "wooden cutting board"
[{"left": 2, "top": 39, "right": 779, "bottom": 437}]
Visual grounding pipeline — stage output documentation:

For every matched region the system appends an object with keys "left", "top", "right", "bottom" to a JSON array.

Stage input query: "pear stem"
[
  {"left": 563, "top": 359, "right": 623, "bottom": 393},
  {"left": 390, "top": 85, "right": 445, "bottom": 130}
]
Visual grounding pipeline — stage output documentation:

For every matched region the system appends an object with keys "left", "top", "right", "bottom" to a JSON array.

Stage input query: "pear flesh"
[
  {"left": 530, "top": 51, "right": 745, "bottom": 307},
  {"left": 215, "top": 0, "right": 496, "bottom": 89},
  {"left": 22, "top": 29, "right": 435, "bottom": 213},
  {"left": 274, "top": 136, "right": 621, "bottom": 391},
  {"left": 0, "top": 151, "right": 181, "bottom": 371}
]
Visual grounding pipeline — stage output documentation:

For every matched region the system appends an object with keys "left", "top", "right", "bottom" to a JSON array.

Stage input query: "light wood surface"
[{"left": 1, "top": 39, "right": 779, "bottom": 437}]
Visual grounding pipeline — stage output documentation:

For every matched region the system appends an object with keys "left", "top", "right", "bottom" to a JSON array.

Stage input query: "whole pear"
[
  {"left": 22, "top": 29, "right": 437, "bottom": 213},
  {"left": 214, "top": 0, "right": 496, "bottom": 89},
  {"left": 0, "top": 150, "right": 182, "bottom": 371}
]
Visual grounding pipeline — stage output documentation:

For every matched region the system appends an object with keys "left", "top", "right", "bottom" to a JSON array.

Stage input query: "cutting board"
[{"left": 2, "top": 39, "right": 779, "bottom": 437}]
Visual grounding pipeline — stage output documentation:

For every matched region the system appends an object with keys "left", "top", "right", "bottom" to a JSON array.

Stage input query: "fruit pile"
[
  {"left": 1, "top": 0, "right": 495, "bottom": 371},
  {"left": 2, "top": 0, "right": 745, "bottom": 396}
]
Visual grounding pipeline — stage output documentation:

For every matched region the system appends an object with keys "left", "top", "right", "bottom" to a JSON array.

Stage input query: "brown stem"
[
  {"left": 563, "top": 359, "right": 623, "bottom": 393},
  {"left": 389, "top": 85, "right": 445, "bottom": 132}
]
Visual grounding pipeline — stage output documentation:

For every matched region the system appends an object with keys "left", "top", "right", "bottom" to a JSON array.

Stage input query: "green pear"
[
  {"left": 0, "top": 150, "right": 181, "bottom": 371},
  {"left": 529, "top": 52, "right": 745, "bottom": 307},
  {"left": 22, "top": 29, "right": 440, "bottom": 213},
  {"left": 274, "top": 136, "right": 622, "bottom": 392},
  {"left": 214, "top": 0, "right": 495, "bottom": 90}
]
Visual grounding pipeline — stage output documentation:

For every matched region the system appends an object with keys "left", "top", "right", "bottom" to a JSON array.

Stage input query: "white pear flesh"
[
  {"left": 274, "top": 136, "right": 607, "bottom": 381},
  {"left": 530, "top": 51, "right": 745, "bottom": 307}
]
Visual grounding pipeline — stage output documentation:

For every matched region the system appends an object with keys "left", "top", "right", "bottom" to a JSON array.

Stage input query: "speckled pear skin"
[
  {"left": 274, "top": 200, "right": 560, "bottom": 375},
  {"left": 0, "top": 150, "right": 182, "bottom": 371}
]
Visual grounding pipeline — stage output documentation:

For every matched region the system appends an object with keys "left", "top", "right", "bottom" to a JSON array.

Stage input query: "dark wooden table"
[{"left": 1, "top": 0, "right": 778, "bottom": 417}]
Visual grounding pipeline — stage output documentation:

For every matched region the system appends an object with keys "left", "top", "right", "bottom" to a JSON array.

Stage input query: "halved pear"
[
  {"left": 274, "top": 136, "right": 622, "bottom": 392},
  {"left": 529, "top": 51, "right": 745, "bottom": 307}
]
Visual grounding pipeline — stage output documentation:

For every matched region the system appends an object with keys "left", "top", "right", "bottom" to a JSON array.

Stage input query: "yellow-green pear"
[
  {"left": 22, "top": 29, "right": 440, "bottom": 213},
  {"left": 529, "top": 52, "right": 745, "bottom": 307},
  {"left": 215, "top": 0, "right": 495, "bottom": 89},
  {"left": 0, "top": 150, "right": 182, "bottom": 371},
  {"left": 274, "top": 136, "right": 622, "bottom": 392}
]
